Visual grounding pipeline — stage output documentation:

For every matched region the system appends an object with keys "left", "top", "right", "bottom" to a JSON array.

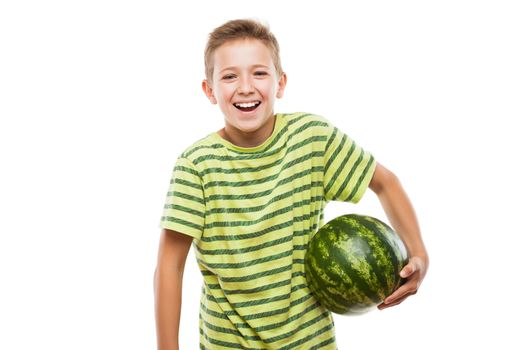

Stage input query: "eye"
[
  {"left": 254, "top": 71, "right": 268, "bottom": 76},
  {"left": 222, "top": 74, "right": 236, "bottom": 80}
]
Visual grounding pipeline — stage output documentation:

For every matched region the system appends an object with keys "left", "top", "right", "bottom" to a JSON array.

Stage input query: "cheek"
[
  {"left": 215, "top": 87, "right": 233, "bottom": 103},
  {"left": 257, "top": 81, "right": 277, "bottom": 97}
]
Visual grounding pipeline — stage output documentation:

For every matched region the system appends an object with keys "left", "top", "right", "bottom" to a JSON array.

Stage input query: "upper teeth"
[{"left": 235, "top": 101, "right": 259, "bottom": 108}]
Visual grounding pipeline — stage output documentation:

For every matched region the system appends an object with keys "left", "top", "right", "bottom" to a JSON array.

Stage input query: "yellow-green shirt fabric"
[{"left": 159, "top": 112, "right": 376, "bottom": 349}]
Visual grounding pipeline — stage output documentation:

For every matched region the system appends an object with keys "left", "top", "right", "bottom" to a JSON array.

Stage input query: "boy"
[{"left": 154, "top": 19, "right": 428, "bottom": 350}]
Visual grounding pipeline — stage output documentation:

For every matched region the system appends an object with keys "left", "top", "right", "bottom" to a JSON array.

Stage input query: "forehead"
[{"left": 213, "top": 38, "right": 274, "bottom": 72}]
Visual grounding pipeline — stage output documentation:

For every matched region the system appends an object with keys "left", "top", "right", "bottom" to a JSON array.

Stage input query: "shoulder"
[
  {"left": 175, "top": 133, "right": 222, "bottom": 167},
  {"left": 281, "top": 112, "right": 332, "bottom": 131},
  {"left": 280, "top": 112, "right": 334, "bottom": 141},
  {"left": 281, "top": 111, "right": 329, "bottom": 124}
]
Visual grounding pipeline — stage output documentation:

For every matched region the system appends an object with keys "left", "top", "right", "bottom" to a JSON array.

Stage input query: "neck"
[{"left": 220, "top": 115, "right": 276, "bottom": 148}]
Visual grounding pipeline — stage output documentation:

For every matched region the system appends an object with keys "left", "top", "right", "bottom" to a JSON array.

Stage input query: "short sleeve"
[
  {"left": 323, "top": 122, "right": 377, "bottom": 203},
  {"left": 158, "top": 156, "right": 205, "bottom": 240}
]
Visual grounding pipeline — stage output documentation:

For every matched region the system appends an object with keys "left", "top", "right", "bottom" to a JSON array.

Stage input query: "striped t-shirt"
[{"left": 159, "top": 112, "right": 376, "bottom": 349}]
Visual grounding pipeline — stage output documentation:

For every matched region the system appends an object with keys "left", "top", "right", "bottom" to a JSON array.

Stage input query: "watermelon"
[{"left": 305, "top": 214, "right": 408, "bottom": 315}]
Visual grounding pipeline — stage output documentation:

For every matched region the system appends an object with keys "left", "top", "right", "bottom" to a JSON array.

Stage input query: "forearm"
[
  {"left": 154, "top": 266, "right": 184, "bottom": 350},
  {"left": 376, "top": 173, "right": 428, "bottom": 264}
]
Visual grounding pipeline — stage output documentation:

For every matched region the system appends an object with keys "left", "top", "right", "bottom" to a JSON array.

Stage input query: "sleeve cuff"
[{"left": 158, "top": 221, "right": 201, "bottom": 240}]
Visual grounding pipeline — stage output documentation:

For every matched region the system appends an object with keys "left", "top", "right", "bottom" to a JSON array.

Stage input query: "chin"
[
  {"left": 229, "top": 114, "right": 262, "bottom": 126},
  {"left": 234, "top": 121, "right": 263, "bottom": 133}
]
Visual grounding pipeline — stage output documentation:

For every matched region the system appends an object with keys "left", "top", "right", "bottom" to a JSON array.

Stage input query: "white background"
[{"left": 1, "top": 0, "right": 524, "bottom": 349}]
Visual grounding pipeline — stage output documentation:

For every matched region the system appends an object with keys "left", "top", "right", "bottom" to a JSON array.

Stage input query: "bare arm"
[
  {"left": 154, "top": 228, "right": 194, "bottom": 350},
  {"left": 368, "top": 162, "right": 429, "bottom": 310}
]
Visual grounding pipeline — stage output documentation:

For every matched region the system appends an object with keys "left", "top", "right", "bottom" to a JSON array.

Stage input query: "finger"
[
  {"left": 378, "top": 293, "right": 413, "bottom": 310},
  {"left": 384, "top": 285, "right": 409, "bottom": 304},
  {"left": 379, "top": 288, "right": 417, "bottom": 310},
  {"left": 384, "top": 280, "right": 417, "bottom": 304}
]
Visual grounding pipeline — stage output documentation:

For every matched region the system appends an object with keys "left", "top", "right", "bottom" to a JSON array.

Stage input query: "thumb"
[{"left": 400, "top": 260, "right": 418, "bottom": 278}]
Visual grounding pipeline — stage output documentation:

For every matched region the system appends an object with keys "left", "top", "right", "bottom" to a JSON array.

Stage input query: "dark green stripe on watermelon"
[
  {"left": 328, "top": 222, "right": 382, "bottom": 303},
  {"left": 344, "top": 216, "right": 397, "bottom": 298},
  {"left": 305, "top": 214, "right": 408, "bottom": 315},
  {"left": 358, "top": 215, "right": 408, "bottom": 292}
]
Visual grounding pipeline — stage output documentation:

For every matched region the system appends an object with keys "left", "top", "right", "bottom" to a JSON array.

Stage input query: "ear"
[
  {"left": 276, "top": 73, "right": 287, "bottom": 99},
  {"left": 202, "top": 79, "right": 217, "bottom": 104}
]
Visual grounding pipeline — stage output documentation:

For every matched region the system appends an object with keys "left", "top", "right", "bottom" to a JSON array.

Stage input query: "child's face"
[{"left": 202, "top": 38, "right": 287, "bottom": 137}]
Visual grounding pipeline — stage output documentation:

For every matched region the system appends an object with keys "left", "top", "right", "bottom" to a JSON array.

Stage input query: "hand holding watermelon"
[{"left": 378, "top": 255, "right": 428, "bottom": 310}]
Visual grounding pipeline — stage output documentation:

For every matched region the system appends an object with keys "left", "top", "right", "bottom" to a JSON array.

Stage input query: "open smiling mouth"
[{"left": 233, "top": 101, "right": 261, "bottom": 112}]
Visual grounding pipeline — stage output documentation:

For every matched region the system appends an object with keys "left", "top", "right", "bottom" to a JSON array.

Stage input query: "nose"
[{"left": 237, "top": 76, "right": 254, "bottom": 95}]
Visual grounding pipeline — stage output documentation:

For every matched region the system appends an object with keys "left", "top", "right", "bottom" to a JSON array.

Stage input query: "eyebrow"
[{"left": 219, "top": 64, "right": 270, "bottom": 73}]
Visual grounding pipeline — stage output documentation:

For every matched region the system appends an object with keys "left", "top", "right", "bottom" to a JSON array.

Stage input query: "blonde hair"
[{"left": 204, "top": 19, "right": 284, "bottom": 82}]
